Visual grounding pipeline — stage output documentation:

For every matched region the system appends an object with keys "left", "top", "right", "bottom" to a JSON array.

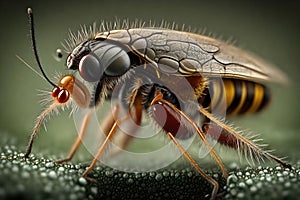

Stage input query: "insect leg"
[
  {"left": 113, "top": 86, "right": 143, "bottom": 150},
  {"left": 167, "top": 132, "right": 219, "bottom": 200},
  {"left": 199, "top": 106, "right": 292, "bottom": 169},
  {"left": 56, "top": 107, "right": 110, "bottom": 164},
  {"left": 82, "top": 88, "right": 144, "bottom": 179},
  {"left": 100, "top": 104, "right": 120, "bottom": 136},
  {"left": 25, "top": 102, "right": 59, "bottom": 158},
  {"left": 82, "top": 115, "right": 130, "bottom": 180},
  {"left": 150, "top": 92, "right": 228, "bottom": 178},
  {"left": 101, "top": 89, "right": 143, "bottom": 157}
]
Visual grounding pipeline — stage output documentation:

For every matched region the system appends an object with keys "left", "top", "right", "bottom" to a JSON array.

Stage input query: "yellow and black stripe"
[{"left": 200, "top": 78, "right": 270, "bottom": 116}]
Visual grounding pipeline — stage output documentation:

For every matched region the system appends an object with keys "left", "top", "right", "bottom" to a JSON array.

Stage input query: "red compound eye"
[
  {"left": 57, "top": 89, "right": 70, "bottom": 103},
  {"left": 52, "top": 87, "right": 60, "bottom": 97}
]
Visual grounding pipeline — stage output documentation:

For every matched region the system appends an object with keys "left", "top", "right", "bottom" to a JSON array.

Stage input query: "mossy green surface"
[{"left": 0, "top": 144, "right": 299, "bottom": 200}]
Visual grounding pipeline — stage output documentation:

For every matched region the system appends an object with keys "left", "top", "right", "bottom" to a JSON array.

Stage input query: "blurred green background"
[{"left": 0, "top": 0, "right": 299, "bottom": 165}]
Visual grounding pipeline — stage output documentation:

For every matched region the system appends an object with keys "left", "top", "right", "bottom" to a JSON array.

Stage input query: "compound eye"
[
  {"left": 79, "top": 54, "right": 102, "bottom": 82},
  {"left": 51, "top": 87, "right": 70, "bottom": 103},
  {"left": 57, "top": 89, "right": 70, "bottom": 103},
  {"left": 104, "top": 52, "right": 131, "bottom": 76}
]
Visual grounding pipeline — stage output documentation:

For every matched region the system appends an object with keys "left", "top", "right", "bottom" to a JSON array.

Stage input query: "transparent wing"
[{"left": 127, "top": 29, "right": 288, "bottom": 84}]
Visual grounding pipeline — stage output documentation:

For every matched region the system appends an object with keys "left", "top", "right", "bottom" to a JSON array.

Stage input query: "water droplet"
[
  {"left": 44, "top": 184, "right": 52, "bottom": 193},
  {"left": 278, "top": 177, "right": 284, "bottom": 183},
  {"left": 245, "top": 172, "right": 250, "bottom": 176},
  {"left": 127, "top": 178, "right": 134, "bottom": 184},
  {"left": 40, "top": 172, "right": 47, "bottom": 177},
  {"left": 237, "top": 192, "right": 245, "bottom": 198},
  {"left": 12, "top": 166, "right": 19, "bottom": 172},
  {"left": 213, "top": 173, "right": 218, "bottom": 179},
  {"left": 256, "top": 182, "right": 263, "bottom": 188},
  {"left": 163, "top": 171, "right": 169, "bottom": 177},
  {"left": 282, "top": 171, "right": 289, "bottom": 176},
  {"left": 236, "top": 172, "right": 242, "bottom": 176},
  {"left": 155, "top": 174, "right": 163, "bottom": 181},
  {"left": 74, "top": 165, "right": 80, "bottom": 170},
  {"left": 275, "top": 166, "right": 281, "bottom": 170},
  {"left": 58, "top": 166, "right": 65, "bottom": 172},
  {"left": 227, "top": 174, "right": 238, "bottom": 184},
  {"left": 79, "top": 177, "right": 87, "bottom": 185},
  {"left": 238, "top": 182, "right": 246, "bottom": 188},
  {"left": 246, "top": 179, "right": 253, "bottom": 185},
  {"left": 45, "top": 162, "right": 55, "bottom": 168},
  {"left": 149, "top": 172, "right": 156, "bottom": 177},
  {"left": 48, "top": 170, "right": 57, "bottom": 179},
  {"left": 250, "top": 185, "right": 257, "bottom": 193},
  {"left": 266, "top": 176, "right": 272, "bottom": 182},
  {"left": 105, "top": 170, "right": 114, "bottom": 177},
  {"left": 91, "top": 187, "right": 97, "bottom": 195},
  {"left": 123, "top": 173, "right": 128, "bottom": 178},
  {"left": 21, "top": 171, "right": 30, "bottom": 178},
  {"left": 258, "top": 171, "right": 264, "bottom": 175},
  {"left": 39, "top": 167, "right": 46, "bottom": 171},
  {"left": 284, "top": 181, "right": 291, "bottom": 188},
  {"left": 230, "top": 188, "right": 237, "bottom": 196}
]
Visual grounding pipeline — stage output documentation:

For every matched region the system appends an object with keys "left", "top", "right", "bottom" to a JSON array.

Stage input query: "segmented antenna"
[{"left": 27, "top": 8, "right": 58, "bottom": 88}]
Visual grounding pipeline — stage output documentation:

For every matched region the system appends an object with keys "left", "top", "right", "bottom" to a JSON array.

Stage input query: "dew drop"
[
  {"left": 48, "top": 170, "right": 57, "bottom": 179},
  {"left": 256, "top": 182, "right": 263, "bottom": 189},
  {"left": 163, "top": 171, "right": 170, "bottom": 177},
  {"left": 238, "top": 182, "right": 246, "bottom": 188},
  {"left": 227, "top": 174, "right": 238, "bottom": 184},
  {"left": 230, "top": 188, "right": 237, "bottom": 196},
  {"left": 127, "top": 178, "right": 134, "bottom": 184},
  {"left": 21, "top": 171, "right": 30, "bottom": 178},
  {"left": 12, "top": 165, "right": 19, "bottom": 172},
  {"left": 123, "top": 173, "right": 129, "bottom": 178},
  {"left": 250, "top": 185, "right": 257, "bottom": 193},
  {"left": 266, "top": 176, "right": 272, "bottom": 182},
  {"left": 91, "top": 187, "right": 97, "bottom": 195},
  {"left": 149, "top": 172, "right": 156, "bottom": 177},
  {"left": 45, "top": 162, "right": 55, "bottom": 168},
  {"left": 245, "top": 179, "right": 253, "bottom": 185},
  {"left": 40, "top": 172, "right": 47, "bottom": 177},
  {"left": 79, "top": 177, "right": 87, "bottom": 185},
  {"left": 284, "top": 181, "right": 291, "bottom": 188},
  {"left": 237, "top": 192, "right": 245, "bottom": 198},
  {"left": 58, "top": 166, "right": 65, "bottom": 172},
  {"left": 105, "top": 170, "right": 114, "bottom": 177},
  {"left": 278, "top": 177, "right": 284, "bottom": 183},
  {"left": 155, "top": 174, "right": 163, "bottom": 181}
]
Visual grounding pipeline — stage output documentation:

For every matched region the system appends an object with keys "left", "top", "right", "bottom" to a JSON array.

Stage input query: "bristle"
[{"left": 200, "top": 106, "right": 290, "bottom": 168}]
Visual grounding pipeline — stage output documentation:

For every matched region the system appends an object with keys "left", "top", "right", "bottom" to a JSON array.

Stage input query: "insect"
[{"left": 24, "top": 8, "right": 291, "bottom": 199}]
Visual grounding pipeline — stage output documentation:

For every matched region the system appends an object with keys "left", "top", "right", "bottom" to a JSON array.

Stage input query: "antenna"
[{"left": 27, "top": 8, "right": 58, "bottom": 88}]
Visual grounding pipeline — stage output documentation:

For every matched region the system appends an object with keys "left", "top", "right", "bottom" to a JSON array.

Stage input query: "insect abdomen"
[{"left": 201, "top": 79, "right": 270, "bottom": 116}]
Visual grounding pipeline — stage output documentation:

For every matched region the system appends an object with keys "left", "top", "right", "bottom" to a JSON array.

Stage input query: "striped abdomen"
[{"left": 200, "top": 78, "right": 270, "bottom": 116}]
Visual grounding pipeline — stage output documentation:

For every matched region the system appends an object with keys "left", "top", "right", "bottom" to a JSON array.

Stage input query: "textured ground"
[{"left": 0, "top": 145, "right": 299, "bottom": 200}]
